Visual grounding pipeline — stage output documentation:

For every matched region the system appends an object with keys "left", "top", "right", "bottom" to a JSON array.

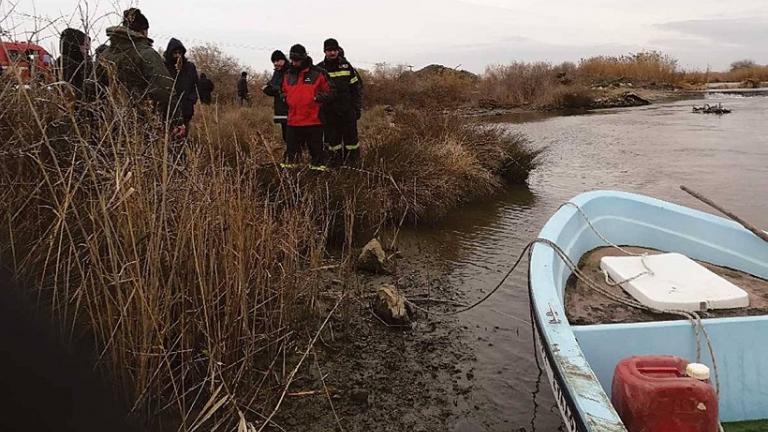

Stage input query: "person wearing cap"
[
  {"left": 98, "top": 8, "right": 183, "bottom": 135},
  {"left": 316, "top": 38, "right": 363, "bottom": 165},
  {"left": 164, "top": 38, "right": 199, "bottom": 129},
  {"left": 262, "top": 50, "right": 289, "bottom": 143},
  {"left": 198, "top": 73, "right": 214, "bottom": 104},
  {"left": 281, "top": 44, "right": 334, "bottom": 171},
  {"left": 237, "top": 72, "right": 249, "bottom": 106}
]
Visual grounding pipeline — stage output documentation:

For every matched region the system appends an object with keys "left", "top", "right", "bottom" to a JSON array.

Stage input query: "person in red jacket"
[{"left": 281, "top": 44, "right": 334, "bottom": 171}]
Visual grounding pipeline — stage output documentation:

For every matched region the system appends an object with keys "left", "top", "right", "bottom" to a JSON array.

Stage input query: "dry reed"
[{"left": 0, "top": 73, "right": 539, "bottom": 431}]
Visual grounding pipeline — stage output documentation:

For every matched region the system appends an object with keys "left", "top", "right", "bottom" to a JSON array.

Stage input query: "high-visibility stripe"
[
  {"left": 309, "top": 165, "right": 330, "bottom": 172},
  {"left": 328, "top": 70, "right": 351, "bottom": 78},
  {"left": 273, "top": 115, "right": 287, "bottom": 120},
  {"left": 345, "top": 144, "right": 360, "bottom": 150},
  {"left": 280, "top": 163, "right": 298, "bottom": 169},
  {"left": 349, "top": 76, "right": 359, "bottom": 84},
  {"left": 327, "top": 144, "right": 343, "bottom": 151}
]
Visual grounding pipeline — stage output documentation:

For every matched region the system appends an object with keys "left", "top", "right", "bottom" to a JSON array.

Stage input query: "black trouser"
[
  {"left": 275, "top": 120, "right": 287, "bottom": 144},
  {"left": 324, "top": 116, "right": 359, "bottom": 165},
  {"left": 286, "top": 125, "right": 325, "bottom": 166}
]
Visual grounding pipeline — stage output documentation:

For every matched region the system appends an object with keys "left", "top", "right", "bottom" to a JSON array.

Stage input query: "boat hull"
[{"left": 528, "top": 190, "right": 768, "bottom": 431}]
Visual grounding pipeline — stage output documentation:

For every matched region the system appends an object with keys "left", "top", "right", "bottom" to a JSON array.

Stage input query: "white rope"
[
  {"left": 553, "top": 202, "right": 721, "bottom": 393},
  {"left": 535, "top": 238, "right": 721, "bottom": 395},
  {"left": 413, "top": 201, "right": 722, "bottom": 396},
  {"left": 559, "top": 201, "right": 640, "bottom": 256}
]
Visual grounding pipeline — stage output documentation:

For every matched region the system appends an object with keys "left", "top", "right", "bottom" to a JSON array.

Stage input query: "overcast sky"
[{"left": 5, "top": 0, "right": 768, "bottom": 73}]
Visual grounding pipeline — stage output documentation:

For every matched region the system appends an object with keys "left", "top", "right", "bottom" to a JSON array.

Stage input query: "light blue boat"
[{"left": 529, "top": 190, "right": 768, "bottom": 431}]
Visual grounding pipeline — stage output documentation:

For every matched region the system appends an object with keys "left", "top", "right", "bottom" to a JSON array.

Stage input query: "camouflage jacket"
[{"left": 98, "top": 26, "right": 177, "bottom": 119}]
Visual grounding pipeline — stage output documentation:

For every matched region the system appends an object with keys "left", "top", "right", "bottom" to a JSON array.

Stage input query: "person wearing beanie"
[
  {"left": 280, "top": 43, "right": 334, "bottom": 171},
  {"left": 316, "top": 37, "right": 363, "bottom": 166},
  {"left": 98, "top": 8, "right": 183, "bottom": 134},
  {"left": 198, "top": 73, "right": 214, "bottom": 104},
  {"left": 262, "top": 50, "right": 289, "bottom": 143},
  {"left": 237, "top": 71, "right": 249, "bottom": 106},
  {"left": 164, "top": 38, "right": 199, "bottom": 129}
]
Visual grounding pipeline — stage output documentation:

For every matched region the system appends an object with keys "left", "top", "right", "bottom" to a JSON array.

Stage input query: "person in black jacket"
[
  {"left": 59, "top": 28, "right": 93, "bottom": 100},
  {"left": 198, "top": 73, "right": 214, "bottom": 104},
  {"left": 316, "top": 38, "right": 363, "bottom": 165},
  {"left": 164, "top": 38, "right": 199, "bottom": 129},
  {"left": 262, "top": 50, "right": 289, "bottom": 143},
  {"left": 237, "top": 71, "right": 249, "bottom": 106}
]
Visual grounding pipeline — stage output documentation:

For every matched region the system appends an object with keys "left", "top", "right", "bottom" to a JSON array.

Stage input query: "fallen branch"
[
  {"left": 286, "top": 390, "right": 324, "bottom": 397},
  {"left": 256, "top": 294, "right": 345, "bottom": 432},
  {"left": 313, "top": 350, "right": 345, "bottom": 432}
]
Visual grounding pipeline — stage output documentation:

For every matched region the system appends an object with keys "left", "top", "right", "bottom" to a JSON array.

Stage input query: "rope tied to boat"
[
  {"left": 410, "top": 201, "right": 721, "bottom": 396},
  {"left": 533, "top": 237, "right": 720, "bottom": 396},
  {"left": 555, "top": 201, "right": 720, "bottom": 394}
]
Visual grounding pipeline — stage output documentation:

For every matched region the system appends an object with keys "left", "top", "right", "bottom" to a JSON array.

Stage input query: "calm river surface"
[{"left": 407, "top": 94, "right": 768, "bottom": 431}]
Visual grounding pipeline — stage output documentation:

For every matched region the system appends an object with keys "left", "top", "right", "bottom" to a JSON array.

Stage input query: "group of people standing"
[
  {"left": 56, "top": 7, "right": 363, "bottom": 171},
  {"left": 262, "top": 38, "right": 363, "bottom": 170},
  {"left": 58, "top": 8, "right": 215, "bottom": 139}
]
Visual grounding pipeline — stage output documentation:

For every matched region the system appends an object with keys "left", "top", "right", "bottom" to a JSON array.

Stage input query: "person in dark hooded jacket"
[
  {"left": 164, "top": 38, "right": 199, "bottom": 127},
  {"left": 58, "top": 28, "right": 93, "bottom": 100},
  {"left": 198, "top": 73, "right": 214, "bottom": 104},
  {"left": 237, "top": 72, "right": 249, "bottom": 105},
  {"left": 262, "top": 50, "right": 289, "bottom": 143}
]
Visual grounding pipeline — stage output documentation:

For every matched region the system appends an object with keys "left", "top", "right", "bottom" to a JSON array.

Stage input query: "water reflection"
[{"left": 400, "top": 185, "right": 536, "bottom": 265}]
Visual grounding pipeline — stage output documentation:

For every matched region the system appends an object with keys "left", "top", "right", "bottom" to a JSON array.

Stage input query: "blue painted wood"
[{"left": 530, "top": 190, "right": 768, "bottom": 430}]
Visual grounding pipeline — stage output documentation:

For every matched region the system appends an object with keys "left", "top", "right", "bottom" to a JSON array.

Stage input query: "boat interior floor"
[{"left": 566, "top": 247, "right": 768, "bottom": 325}]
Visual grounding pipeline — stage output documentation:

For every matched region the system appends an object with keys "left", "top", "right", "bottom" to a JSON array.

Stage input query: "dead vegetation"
[
  {"left": 362, "top": 51, "right": 706, "bottom": 110},
  {"left": 0, "top": 73, "right": 539, "bottom": 430}
]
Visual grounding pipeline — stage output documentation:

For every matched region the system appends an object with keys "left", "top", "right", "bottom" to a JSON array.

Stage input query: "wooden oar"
[{"left": 681, "top": 185, "right": 768, "bottom": 243}]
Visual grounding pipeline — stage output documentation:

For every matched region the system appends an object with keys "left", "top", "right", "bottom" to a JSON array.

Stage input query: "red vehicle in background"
[{"left": 0, "top": 41, "right": 55, "bottom": 83}]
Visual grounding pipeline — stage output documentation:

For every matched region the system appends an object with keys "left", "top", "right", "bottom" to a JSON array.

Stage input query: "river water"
[{"left": 406, "top": 94, "right": 768, "bottom": 431}]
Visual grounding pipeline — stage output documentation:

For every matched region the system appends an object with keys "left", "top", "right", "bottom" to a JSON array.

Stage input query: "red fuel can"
[{"left": 611, "top": 356, "right": 718, "bottom": 432}]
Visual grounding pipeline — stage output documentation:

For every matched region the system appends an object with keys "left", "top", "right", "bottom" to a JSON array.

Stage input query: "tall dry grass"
[
  {"left": 479, "top": 62, "right": 560, "bottom": 107},
  {"left": 0, "top": 72, "right": 539, "bottom": 430},
  {"left": 188, "top": 44, "right": 271, "bottom": 107},
  {"left": 360, "top": 63, "right": 478, "bottom": 108},
  {"left": 708, "top": 66, "right": 768, "bottom": 84},
  {"left": 1, "top": 83, "right": 334, "bottom": 430},
  {"left": 576, "top": 51, "right": 681, "bottom": 85},
  {"left": 360, "top": 51, "right": 702, "bottom": 111}
]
